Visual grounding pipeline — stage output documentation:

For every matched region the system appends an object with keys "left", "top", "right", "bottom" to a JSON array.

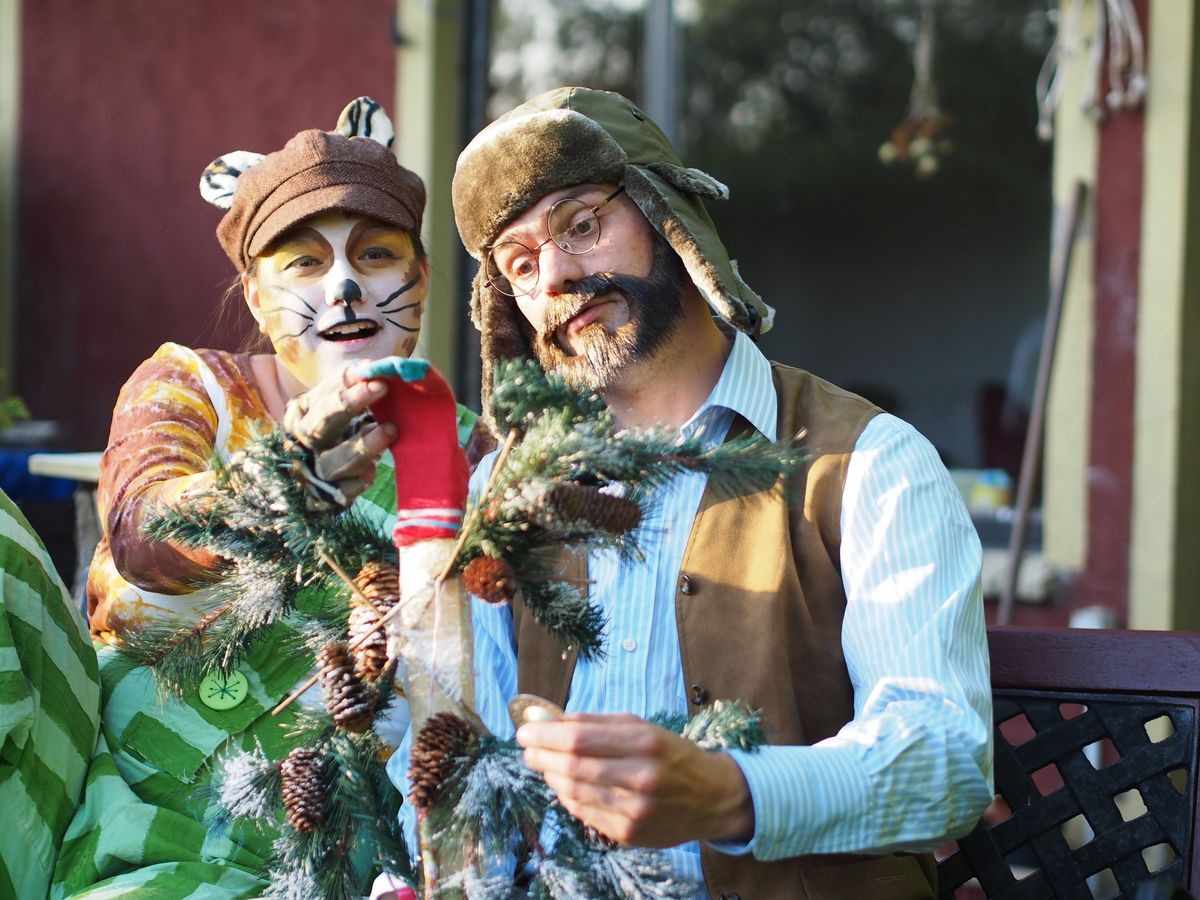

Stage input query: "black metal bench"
[{"left": 937, "top": 627, "right": 1200, "bottom": 899}]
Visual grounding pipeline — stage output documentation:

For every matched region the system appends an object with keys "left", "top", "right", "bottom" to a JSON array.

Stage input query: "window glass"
[
  {"left": 488, "top": 0, "right": 644, "bottom": 118},
  {"left": 488, "top": 1, "right": 1053, "bottom": 471}
]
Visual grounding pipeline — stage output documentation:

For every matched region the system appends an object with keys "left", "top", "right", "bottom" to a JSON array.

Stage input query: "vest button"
[
  {"left": 679, "top": 574, "right": 694, "bottom": 595},
  {"left": 689, "top": 683, "right": 708, "bottom": 705}
]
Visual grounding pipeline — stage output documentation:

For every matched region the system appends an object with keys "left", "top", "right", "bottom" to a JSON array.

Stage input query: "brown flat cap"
[{"left": 216, "top": 128, "right": 425, "bottom": 271}]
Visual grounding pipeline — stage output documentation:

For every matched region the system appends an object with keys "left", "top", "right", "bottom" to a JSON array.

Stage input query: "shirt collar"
[{"left": 685, "top": 327, "right": 778, "bottom": 442}]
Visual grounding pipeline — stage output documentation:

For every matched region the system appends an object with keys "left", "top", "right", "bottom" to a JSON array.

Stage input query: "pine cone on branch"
[
  {"left": 318, "top": 642, "right": 376, "bottom": 733},
  {"left": 546, "top": 482, "right": 642, "bottom": 533},
  {"left": 279, "top": 747, "right": 328, "bottom": 833},
  {"left": 350, "top": 561, "right": 400, "bottom": 682},
  {"left": 461, "top": 556, "right": 518, "bottom": 604},
  {"left": 408, "top": 712, "right": 474, "bottom": 810}
]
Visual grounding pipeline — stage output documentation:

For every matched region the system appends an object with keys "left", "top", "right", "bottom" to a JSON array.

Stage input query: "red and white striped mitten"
[{"left": 368, "top": 362, "right": 468, "bottom": 548}]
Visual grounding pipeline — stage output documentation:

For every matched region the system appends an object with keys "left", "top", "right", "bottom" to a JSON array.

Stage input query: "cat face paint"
[{"left": 244, "top": 211, "right": 427, "bottom": 389}]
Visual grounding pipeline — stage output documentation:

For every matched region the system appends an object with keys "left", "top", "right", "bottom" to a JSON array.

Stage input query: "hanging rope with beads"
[
  {"left": 878, "top": 2, "right": 952, "bottom": 179},
  {"left": 1035, "top": 0, "right": 1146, "bottom": 141}
]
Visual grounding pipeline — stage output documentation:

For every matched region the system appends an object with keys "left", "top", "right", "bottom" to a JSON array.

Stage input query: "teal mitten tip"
[{"left": 353, "top": 357, "right": 431, "bottom": 383}]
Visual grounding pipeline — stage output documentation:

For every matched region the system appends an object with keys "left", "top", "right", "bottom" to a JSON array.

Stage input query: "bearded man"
[{"left": 449, "top": 86, "right": 992, "bottom": 899}]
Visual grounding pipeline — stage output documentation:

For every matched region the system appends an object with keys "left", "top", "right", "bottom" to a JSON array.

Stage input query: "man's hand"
[
  {"left": 517, "top": 712, "right": 755, "bottom": 848},
  {"left": 283, "top": 366, "right": 397, "bottom": 504}
]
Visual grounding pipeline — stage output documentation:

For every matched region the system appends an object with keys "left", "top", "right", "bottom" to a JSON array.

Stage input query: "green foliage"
[
  {"left": 425, "top": 704, "right": 766, "bottom": 897},
  {"left": 0, "top": 394, "right": 29, "bottom": 432},
  {"left": 0, "top": 368, "right": 30, "bottom": 432},
  {"left": 681, "top": 699, "right": 766, "bottom": 751},
  {"left": 129, "top": 429, "right": 395, "bottom": 695},
  {"left": 488, "top": 357, "right": 608, "bottom": 436},
  {"left": 123, "top": 364, "right": 787, "bottom": 896},
  {"left": 465, "top": 360, "right": 802, "bottom": 656},
  {"left": 211, "top": 716, "right": 410, "bottom": 900},
  {"left": 518, "top": 579, "right": 608, "bottom": 660}
]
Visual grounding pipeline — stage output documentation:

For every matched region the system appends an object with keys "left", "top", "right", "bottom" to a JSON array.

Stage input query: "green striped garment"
[
  {"left": 51, "top": 463, "right": 400, "bottom": 899},
  {"left": 51, "top": 406, "right": 477, "bottom": 899},
  {"left": 0, "top": 489, "right": 101, "bottom": 899}
]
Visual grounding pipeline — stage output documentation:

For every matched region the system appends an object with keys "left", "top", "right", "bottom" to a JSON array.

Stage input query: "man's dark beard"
[{"left": 530, "top": 239, "right": 690, "bottom": 391}]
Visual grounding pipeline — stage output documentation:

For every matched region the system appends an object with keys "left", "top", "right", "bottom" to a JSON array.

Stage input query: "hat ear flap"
[
  {"left": 199, "top": 150, "right": 266, "bottom": 209},
  {"left": 336, "top": 96, "right": 395, "bottom": 148},
  {"left": 645, "top": 162, "right": 729, "bottom": 201}
]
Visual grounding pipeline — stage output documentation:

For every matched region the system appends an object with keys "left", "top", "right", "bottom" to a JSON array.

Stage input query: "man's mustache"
[{"left": 541, "top": 272, "right": 636, "bottom": 334}]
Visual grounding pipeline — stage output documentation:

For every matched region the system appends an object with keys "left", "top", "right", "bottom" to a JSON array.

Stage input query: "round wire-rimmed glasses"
[{"left": 485, "top": 186, "right": 626, "bottom": 296}]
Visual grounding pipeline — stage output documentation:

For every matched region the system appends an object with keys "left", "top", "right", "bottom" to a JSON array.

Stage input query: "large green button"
[{"left": 198, "top": 669, "right": 249, "bottom": 710}]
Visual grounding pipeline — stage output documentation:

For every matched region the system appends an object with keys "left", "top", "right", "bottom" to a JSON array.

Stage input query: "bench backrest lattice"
[{"left": 938, "top": 628, "right": 1200, "bottom": 899}]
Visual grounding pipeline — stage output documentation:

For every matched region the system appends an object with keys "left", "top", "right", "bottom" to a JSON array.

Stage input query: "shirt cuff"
[{"left": 726, "top": 743, "right": 873, "bottom": 859}]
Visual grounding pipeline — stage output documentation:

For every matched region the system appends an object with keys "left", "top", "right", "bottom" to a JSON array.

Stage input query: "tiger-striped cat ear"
[
  {"left": 335, "top": 96, "right": 394, "bottom": 148},
  {"left": 199, "top": 150, "right": 267, "bottom": 209}
]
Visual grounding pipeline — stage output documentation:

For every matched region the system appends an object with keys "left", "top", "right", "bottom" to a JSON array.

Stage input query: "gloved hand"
[
  {"left": 282, "top": 364, "right": 399, "bottom": 507},
  {"left": 363, "top": 358, "right": 468, "bottom": 547}
]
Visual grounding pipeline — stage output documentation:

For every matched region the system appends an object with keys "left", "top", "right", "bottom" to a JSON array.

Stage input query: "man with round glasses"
[
  {"left": 486, "top": 184, "right": 625, "bottom": 295},
  {"left": 449, "top": 86, "right": 991, "bottom": 898}
]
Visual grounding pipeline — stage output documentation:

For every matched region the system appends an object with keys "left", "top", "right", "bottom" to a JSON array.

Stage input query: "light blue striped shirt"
[{"left": 390, "top": 330, "right": 992, "bottom": 890}]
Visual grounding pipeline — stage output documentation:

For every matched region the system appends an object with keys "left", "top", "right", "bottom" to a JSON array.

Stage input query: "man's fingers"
[
  {"left": 563, "top": 712, "right": 644, "bottom": 727},
  {"left": 542, "top": 770, "right": 636, "bottom": 815},
  {"left": 524, "top": 747, "right": 654, "bottom": 791},
  {"left": 517, "top": 718, "right": 661, "bottom": 757},
  {"left": 541, "top": 773, "right": 660, "bottom": 847}
]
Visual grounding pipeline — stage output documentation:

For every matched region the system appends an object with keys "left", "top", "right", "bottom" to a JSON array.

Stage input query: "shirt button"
[
  {"left": 679, "top": 574, "right": 694, "bottom": 595},
  {"left": 198, "top": 669, "right": 249, "bottom": 710},
  {"left": 622, "top": 638, "right": 637, "bottom": 653},
  {"left": 690, "top": 683, "right": 708, "bottom": 705}
]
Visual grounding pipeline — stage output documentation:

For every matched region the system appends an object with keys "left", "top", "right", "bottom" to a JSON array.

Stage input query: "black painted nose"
[{"left": 335, "top": 279, "right": 362, "bottom": 304}]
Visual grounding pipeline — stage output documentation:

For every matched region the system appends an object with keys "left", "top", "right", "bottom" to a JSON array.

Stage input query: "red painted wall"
[{"left": 16, "top": 0, "right": 399, "bottom": 449}]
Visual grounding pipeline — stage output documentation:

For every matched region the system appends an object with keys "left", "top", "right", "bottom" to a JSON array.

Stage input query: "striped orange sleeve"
[{"left": 97, "top": 345, "right": 231, "bottom": 593}]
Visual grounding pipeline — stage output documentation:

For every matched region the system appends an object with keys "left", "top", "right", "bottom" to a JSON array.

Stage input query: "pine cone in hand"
[
  {"left": 408, "top": 712, "right": 474, "bottom": 810},
  {"left": 546, "top": 482, "right": 641, "bottom": 533},
  {"left": 351, "top": 561, "right": 400, "bottom": 682},
  {"left": 279, "top": 747, "right": 328, "bottom": 833},
  {"left": 461, "top": 555, "right": 518, "bottom": 604},
  {"left": 318, "top": 642, "right": 376, "bottom": 733}
]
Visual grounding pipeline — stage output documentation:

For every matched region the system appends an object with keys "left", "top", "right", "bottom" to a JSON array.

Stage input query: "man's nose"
[{"left": 535, "top": 242, "right": 587, "bottom": 297}]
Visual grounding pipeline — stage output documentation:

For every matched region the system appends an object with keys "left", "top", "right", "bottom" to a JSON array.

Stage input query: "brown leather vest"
[{"left": 512, "top": 364, "right": 937, "bottom": 900}]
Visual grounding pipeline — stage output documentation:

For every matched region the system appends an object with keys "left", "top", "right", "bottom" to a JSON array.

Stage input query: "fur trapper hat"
[
  {"left": 200, "top": 97, "right": 425, "bottom": 271},
  {"left": 452, "top": 86, "right": 774, "bottom": 404}
]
